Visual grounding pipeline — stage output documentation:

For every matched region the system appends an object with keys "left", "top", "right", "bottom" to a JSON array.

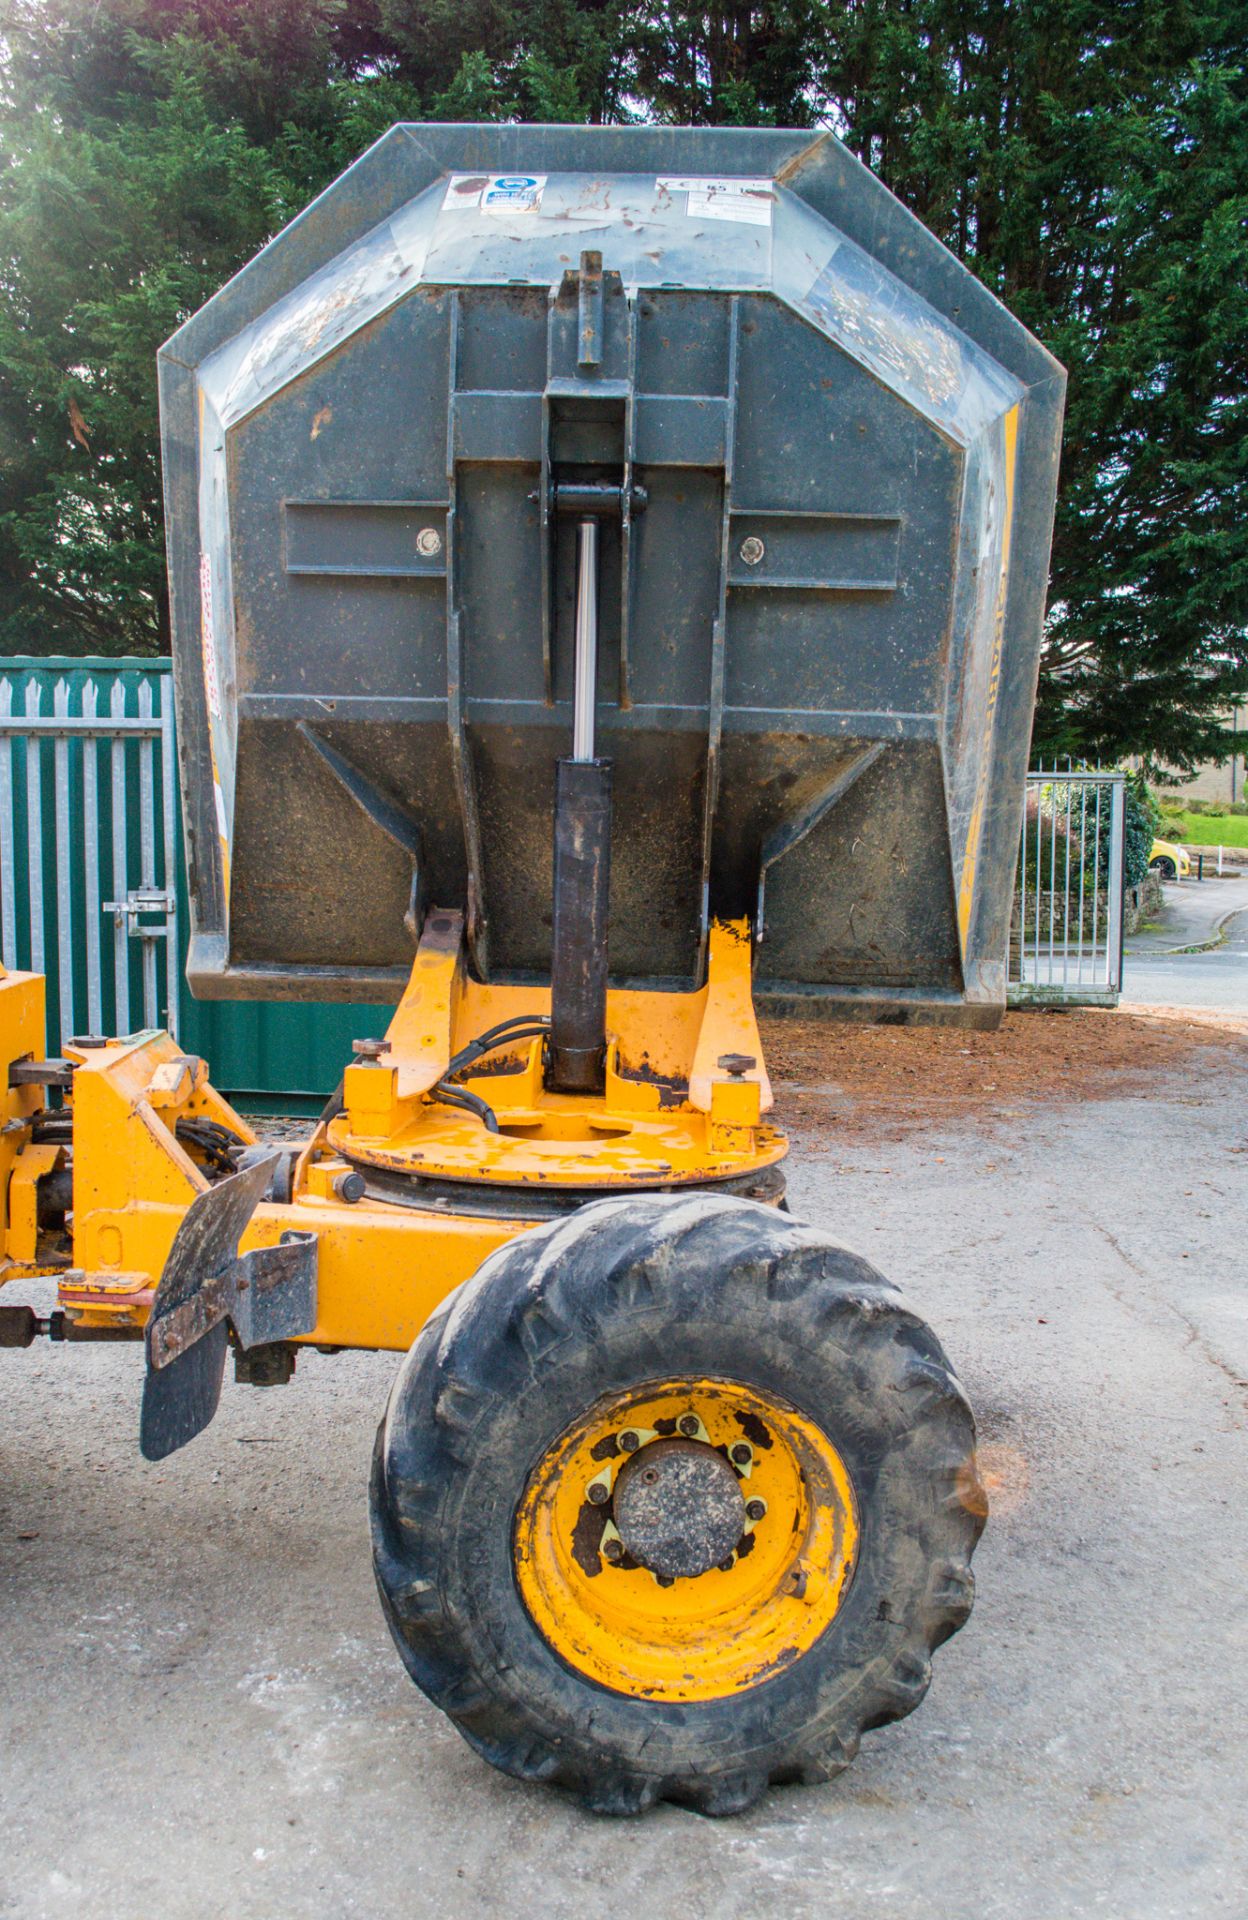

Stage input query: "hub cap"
[{"left": 612, "top": 1438, "right": 746, "bottom": 1579}]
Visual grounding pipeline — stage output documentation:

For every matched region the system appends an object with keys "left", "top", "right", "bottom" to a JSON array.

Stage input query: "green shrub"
[{"left": 1121, "top": 773, "right": 1161, "bottom": 887}]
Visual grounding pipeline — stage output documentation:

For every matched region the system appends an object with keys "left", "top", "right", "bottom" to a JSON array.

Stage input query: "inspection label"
[
  {"left": 656, "top": 176, "right": 775, "bottom": 225},
  {"left": 444, "top": 173, "right": 547, "bottom": 215}
]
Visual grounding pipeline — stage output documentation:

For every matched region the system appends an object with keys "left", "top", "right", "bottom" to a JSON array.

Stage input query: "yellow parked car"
[{"left": 1149, "top": 837, "right": 1191, "bottom": 880}]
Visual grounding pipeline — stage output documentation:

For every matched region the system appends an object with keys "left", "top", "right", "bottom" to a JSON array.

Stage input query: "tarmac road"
[
  {"left": 1123, "top": 909, "right": 1248, "bottom": 1012},
  {"left": 1123, "top": 871, "right": 1248, "bottom": 1012},
  {"left": 2, "top": 1044, "right": 1247, "bottom": 1919}
]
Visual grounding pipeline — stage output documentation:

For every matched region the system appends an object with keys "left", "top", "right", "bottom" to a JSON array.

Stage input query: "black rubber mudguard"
[{"left": 140, "top": 1156, "right": 317, "bottom": 1461}]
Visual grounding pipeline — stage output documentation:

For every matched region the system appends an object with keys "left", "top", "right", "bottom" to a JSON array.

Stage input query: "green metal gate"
[{"left": 0, "top": 656, "right": 388, "bottom": 1108}]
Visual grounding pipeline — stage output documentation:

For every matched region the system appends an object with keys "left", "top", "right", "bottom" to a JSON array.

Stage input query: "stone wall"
[{"left": 1123, "top": 868, "right": 1163, "bottom": 936}]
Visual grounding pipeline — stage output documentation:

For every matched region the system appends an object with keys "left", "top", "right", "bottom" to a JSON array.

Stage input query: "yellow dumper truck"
[{"left": 0, "top": 125, "right": 1063, "bottom": 1814}]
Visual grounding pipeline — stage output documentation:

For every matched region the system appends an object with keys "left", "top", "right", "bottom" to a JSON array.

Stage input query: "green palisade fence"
[{"left": 0, "top": 657, "right": 389, "bottom": 1109}]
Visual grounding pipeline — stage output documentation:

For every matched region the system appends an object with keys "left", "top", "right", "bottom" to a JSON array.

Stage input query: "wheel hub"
[
  {"left": 612, "top": 1438, "right": 745, "bottom": 1579},
  {"left": 513, "top": 1378, "right": 860, "bottom": 1703}
]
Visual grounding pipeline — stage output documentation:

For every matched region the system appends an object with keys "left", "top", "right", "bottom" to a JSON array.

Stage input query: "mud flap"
[{"left": 140, "top": 1154, "right": 318, "bottom": 1461}]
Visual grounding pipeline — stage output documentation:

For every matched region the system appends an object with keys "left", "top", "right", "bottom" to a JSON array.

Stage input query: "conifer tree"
[{"left": 0, "top": 0, "right": 1243, "bottom": 766}]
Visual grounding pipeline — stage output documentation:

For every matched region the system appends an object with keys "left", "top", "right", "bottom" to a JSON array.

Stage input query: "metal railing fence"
[{"left": 1008, "top": 766, "right": 1125, "bottom": 1007}]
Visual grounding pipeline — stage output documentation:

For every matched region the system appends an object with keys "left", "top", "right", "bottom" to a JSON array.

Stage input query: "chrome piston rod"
[
  {"left": 549, "top": 515, "right": 612, "bottom": 1093},
  {"left": 572, "top": 518, "right": 598, "bottom": 761}
]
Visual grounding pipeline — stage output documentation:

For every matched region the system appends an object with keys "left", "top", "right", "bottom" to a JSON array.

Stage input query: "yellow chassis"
[{"left": 0, "top": 916, "right": 785, "bottom": 1356}]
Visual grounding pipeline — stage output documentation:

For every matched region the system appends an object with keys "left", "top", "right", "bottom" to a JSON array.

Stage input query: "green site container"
[{"left": 0, "top": 655, "right": 387, "bottom": 1106}]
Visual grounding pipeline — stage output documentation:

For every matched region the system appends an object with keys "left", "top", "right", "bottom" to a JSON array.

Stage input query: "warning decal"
[{"left": 199, "top": 551, "right": 222, "bottom": 720}]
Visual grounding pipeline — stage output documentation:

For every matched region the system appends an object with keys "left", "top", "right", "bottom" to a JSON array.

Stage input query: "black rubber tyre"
[
  {"left": 371, "top": 1194, "right": 985, "bottom": 1816},
  {"left": 1151, "top": 856, "right": 1177, "bottom": 880}
]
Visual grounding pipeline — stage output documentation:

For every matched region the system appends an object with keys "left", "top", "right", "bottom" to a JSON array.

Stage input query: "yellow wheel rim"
[{"left": 513, "top": 1377, "right": 859, "bottom": 1703}]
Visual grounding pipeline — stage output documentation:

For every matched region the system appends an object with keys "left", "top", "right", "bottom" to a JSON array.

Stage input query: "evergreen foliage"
[
  {"left": 0, "top": 0, "right": 1244, "bottom": 768},
  {"left": 1121, "top": 772, "right": 1163, "bottom": 889}
]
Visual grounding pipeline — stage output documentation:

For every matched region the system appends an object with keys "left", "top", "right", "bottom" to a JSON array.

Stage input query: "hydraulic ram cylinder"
[{"left": 549, "top": 757, "right": 613, "bottom": 1092}]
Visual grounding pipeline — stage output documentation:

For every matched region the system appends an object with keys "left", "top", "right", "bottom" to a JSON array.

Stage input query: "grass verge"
[{"left": 1159, "top": 810, "right": 1248, "bottom": 848}]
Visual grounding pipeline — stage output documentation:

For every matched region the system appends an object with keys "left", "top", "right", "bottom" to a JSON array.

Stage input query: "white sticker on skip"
[
  {"left": 444, "top": 173, "right": 547, "bottom": 215},
  {"left": 656, "top": 176, "right": 775, "bottom": 225}
]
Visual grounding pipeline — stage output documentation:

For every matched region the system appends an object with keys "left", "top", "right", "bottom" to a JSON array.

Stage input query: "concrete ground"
[{"left": 3, "top": 1011, "right": 1247, "bottom": 1918}]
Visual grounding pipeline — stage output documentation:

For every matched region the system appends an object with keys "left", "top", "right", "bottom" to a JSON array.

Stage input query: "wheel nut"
[
  {"left": 678, "top": 1414, "right": 699, "bottom": 1438},
  {"left": 587, "top": 1481, "right": 610, "bottom": 1505},
  {"left": 601, "top": 1538, "right": 624, "bottom": 1564},
  {"left": 718, "top": 1556, "right": 735, "bottom": 1573},
  {"left": 731, "top": 1443, "right": 752, "bottom": 1466},
  {"left": 746, "top": 1498, "right": 766, "bottom": 1522},
  {"left": 656, "top": 1574, "right": 675, "bottom": 1588},
  {"left": 619, "top": 1429, "right": 640, "bottom": 1453}
]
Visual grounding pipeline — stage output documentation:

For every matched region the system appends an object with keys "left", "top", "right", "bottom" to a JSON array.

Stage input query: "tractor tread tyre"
[{"left": 371, "top": 1194, "right": 984, "bottom": 1816}]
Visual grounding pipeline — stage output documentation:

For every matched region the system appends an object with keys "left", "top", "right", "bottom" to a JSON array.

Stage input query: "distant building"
[{"left": 1152, "top": 704, "right": 1245, "bottom": 805}]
